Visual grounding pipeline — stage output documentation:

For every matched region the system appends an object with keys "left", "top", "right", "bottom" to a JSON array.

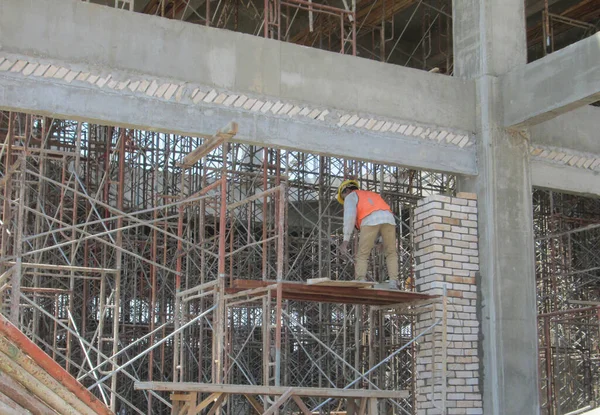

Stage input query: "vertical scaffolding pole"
[
  {"left": 10, "top": 152, "right": 26, "bottom": 325},
  {"left": 274, "top": 185, "right": 285, "bottom": 387},
  {"left": 173, "top": 170, "right": 185, "bottom": 384},
  {"left": 147, "top": 135, "right": 159, "bottom": 413},
  {"left": 110, "top": 130, "right": 126, "bottom": 411},
  {"left": 1, "top": 112, "right": 13, "bottom": 260},
  {"left": 66, "top": 121, "right": 83, "bottom": 372},
  {"left": 212, "top": 142, "right": 229, "bottom": 414}
]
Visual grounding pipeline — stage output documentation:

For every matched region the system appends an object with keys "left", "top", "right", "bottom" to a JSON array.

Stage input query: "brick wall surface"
[{"left": 413, "top": 192, "right": 482, "bottom": 415}]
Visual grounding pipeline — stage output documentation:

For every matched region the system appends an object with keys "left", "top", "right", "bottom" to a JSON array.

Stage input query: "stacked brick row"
[{"left": 412, "top": 193, "right": 482, "bottom": 415}]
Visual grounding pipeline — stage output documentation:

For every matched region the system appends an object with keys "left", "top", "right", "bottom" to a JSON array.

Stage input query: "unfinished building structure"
[{"left": 0, "top": 0, "right": 599, "bottom": 414}]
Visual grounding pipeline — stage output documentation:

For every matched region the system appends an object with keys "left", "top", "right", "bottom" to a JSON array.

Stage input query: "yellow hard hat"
[{"left": 336, "top": 179, "right": 360, "bottom": 205}]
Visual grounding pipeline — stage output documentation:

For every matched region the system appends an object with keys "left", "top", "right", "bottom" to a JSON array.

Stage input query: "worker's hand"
[{"left": 340, "top": 241, "right": 349, "bottom": 256}]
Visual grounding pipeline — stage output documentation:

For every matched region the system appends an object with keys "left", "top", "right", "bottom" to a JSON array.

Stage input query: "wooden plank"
[
  {"left": 271, "top": 292, "right": 390, "bottom": 306},
  {"left": 189, "top": 392, "right": 220, "bottom": 414},
  {"left": 235, "top": 279, "right": 434, "bottom": 300},
  {"left": 307, "top": 278, "right": 375, "bottom": 288},
  {"left": 9, "top": 261, "right": 117, "bottom": 273},
  {"left": 0, "top": 398, "right": 29, "bottom": 415},
  {"left": 371, "top": 298, "right": 439, "bottom": 312},
  {"left": 306, "top": 277, "right": 329, "bottom": 285},
  {"left": 0, "top": 371, "right": 55, "bottom": 415},
  {"left": 263, "top": 388, "right": 294, "bottom": 415},
  {"left": 179, "top": 401, "right": 191, "bottom": 415},
  {"left": 291, "top": 395, "right": 311, "bottom": 415},
  {"left": 0, "top": 266, "right": 14, "bottom": 285},
  {"left": 227, "top": 286, "right": 384, "bottom": 306},
  {"left": 347, "top": 398, "right": 357, "bottom": 415},
  {"left": 179, "top": 122, "right": 238, "bottom": 168},
  {"left": 228, "top": 279, "right": 436, "bottom": 306},
  {"left": 135, "top": 382, "right": 409, "bottom": 399},
  {"left": 358, "top": 397, "right": 368, "bottom": 415},
  {"left": 243, "top": 394, "right": 264, "bottom": 414},
  {"left": 0, "top": 348, "right": 82, "bottom": 415},
  {"left": 170, "top": 392, "right": 197, "bottom": 415},
  {"left": 205, "top": 393, "right": 226, "bottom": 415},
  {"left": 0, "top": 337, "right": 97, "bottom": 415},
  {"left": 368, "top": 398, "right": 377, "bottom": 414},
  {"left": 170, "top": 393, "right": 197, "bottom": 401}
]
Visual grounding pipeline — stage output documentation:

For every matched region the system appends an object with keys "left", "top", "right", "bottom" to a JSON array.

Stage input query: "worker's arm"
[{"left": 342, "top": 192, "right": 359, "bottom": 242}]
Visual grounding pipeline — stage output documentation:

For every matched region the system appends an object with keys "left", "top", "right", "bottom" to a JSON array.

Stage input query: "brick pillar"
[{"left": 413, "top": 193, "right": 483, "bottom": 415}]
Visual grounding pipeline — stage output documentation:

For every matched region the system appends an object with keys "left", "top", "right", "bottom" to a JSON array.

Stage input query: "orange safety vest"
[{"left": 353, "top": 190, "right": 391, "bottom": 230}]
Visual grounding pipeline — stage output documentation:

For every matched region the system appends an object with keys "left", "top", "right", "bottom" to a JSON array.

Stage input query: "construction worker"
[{"left": 337, "top": 180, "right": 400, "bottom": 288}]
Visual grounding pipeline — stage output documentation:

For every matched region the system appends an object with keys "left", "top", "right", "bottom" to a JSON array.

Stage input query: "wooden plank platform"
[
  {"left": 0, "top": 314, "right": 114, "bottom": 415},
  {"left": 227, "top": 279, "right": 437, "bottom": 306},
  {"left": 307, "top": 278, "right": 375, "bottom": 288},
  {"left": 135, "top": 382, "right": 409, "bottom": 399}
]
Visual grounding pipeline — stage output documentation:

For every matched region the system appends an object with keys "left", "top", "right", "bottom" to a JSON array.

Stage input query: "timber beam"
[{"left": 135, "top": 382, "right": 409, "bottom": 399}]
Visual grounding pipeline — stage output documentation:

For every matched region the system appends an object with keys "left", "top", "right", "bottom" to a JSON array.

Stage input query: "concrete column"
[
  {"left": 414, "top": 193, "right": 482, "bottom": 415},
  {"left": 453, "top": 1, "right": 540, "bottom": 414}
]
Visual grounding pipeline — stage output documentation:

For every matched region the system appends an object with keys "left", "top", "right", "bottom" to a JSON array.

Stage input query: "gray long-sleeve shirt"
[{"left": 343, "top": 191, "right": 396, "bottom": 241}]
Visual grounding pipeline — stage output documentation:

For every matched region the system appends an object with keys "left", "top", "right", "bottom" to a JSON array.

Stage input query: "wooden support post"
[
  {"left": 263, "top": 388, "right": 293, "bottom": 415},
  {"left": 179, "top": 401, "right": 191, "bottom": 415},
  {"left": 347, "top": 398, "right": 357, "bottom": 415},
  {"left": 368, "top": 398, "right": 377, "bottom": 414},
  {"left": 358, "top": 398, "right": 368, "bottom": 415},
  {"left": 170, "top": 392, "right": 197, "bottom": 415},
  {"left": 291, "top": 395, "right": 311, "bottom": 415},
  {"left": 179, "top": 122, "right": 238, "bottom": 169},
  {"left": 243, "top": 394, "right": 263, "bottom": 414},
  {"left": 190, "top": 392, "right": 220, "bottom": 414},
  {"left": 206, "top": 394, "right": 226, "bottom": 415}
]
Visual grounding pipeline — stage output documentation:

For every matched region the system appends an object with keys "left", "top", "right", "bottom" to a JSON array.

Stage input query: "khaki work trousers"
[{"left": 355, "top": 223, "right": 399, "bottom": 280}]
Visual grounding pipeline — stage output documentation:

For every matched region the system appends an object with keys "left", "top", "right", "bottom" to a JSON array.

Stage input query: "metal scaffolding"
[
  {"left": 534, "top": 189, "right": 600, "bottom": 415},
  {"left": 116, "top": 0, "right": 456, "bottom": 72},
  {"left": 2, "top": 2, "right": 599, "bottom": 414},
  {"left": 0, "top": 111, "right": 452, "bottom": 413}
]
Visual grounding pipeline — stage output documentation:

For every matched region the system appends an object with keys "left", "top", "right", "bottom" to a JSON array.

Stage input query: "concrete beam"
[
  {"left": 503, "top": 33, "right": 600, "bottom": 129},
  {"left": 0, "top": 0, "right": 476, "bottom": 133},
  {"left": 531, "top": 159, "right": 600, "bottom": 197},
  {"left": 530, "top": 105, "right": 600, "bottom": 155},
  {"left": 0, "top": 60, "right": 477, "bottom": 175},
  {"left": 529, "top": 105, "right": 600, "bottom": 196}
]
